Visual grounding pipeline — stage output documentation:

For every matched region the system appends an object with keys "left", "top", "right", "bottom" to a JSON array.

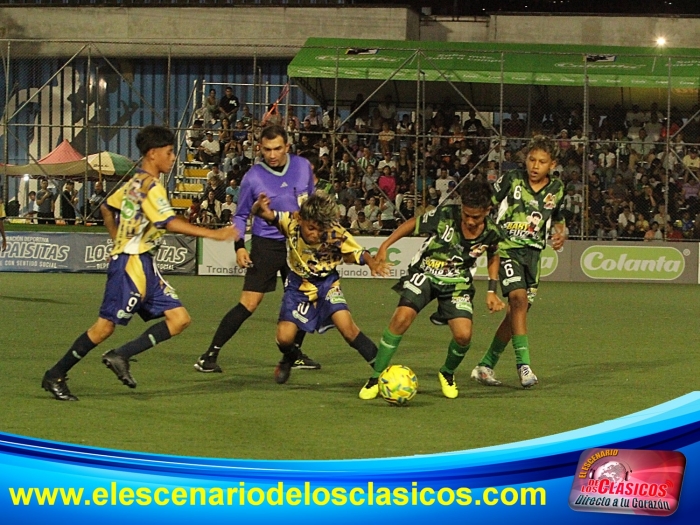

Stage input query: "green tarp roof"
[{"left": 289, "top": 38, "right": 700, "bottom": 88}]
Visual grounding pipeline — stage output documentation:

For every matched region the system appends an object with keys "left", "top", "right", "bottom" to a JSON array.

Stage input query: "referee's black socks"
[{"left": 207, "top": 303, "right": 253, "bottom": 358}]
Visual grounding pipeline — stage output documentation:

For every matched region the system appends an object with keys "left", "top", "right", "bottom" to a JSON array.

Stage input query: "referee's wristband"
[
  {"left": 487, "top": 279, "right": 498, "bottom": 293},
  {"left": 234, "top": 238, "right": 245, "bottom": 251}
]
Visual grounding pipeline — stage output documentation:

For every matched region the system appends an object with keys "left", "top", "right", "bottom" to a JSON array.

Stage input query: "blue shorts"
[
  {"left": 279, "top": 272, "right": 349, "bottom": 333},
  {"left": 99, "top": 253, "right": 183, "bottom": 326}
]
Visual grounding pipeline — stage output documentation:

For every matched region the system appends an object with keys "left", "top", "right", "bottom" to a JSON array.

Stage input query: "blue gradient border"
[{"left": 2, "top": 392, "right": 699, "bottom": 523}]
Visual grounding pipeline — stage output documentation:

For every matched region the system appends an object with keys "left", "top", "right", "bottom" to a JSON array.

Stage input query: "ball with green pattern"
[{"left": 378, "top": 365, "right": 418, "bottom": 406}]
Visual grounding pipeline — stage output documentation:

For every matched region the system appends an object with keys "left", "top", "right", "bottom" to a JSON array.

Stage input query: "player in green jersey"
[
  {"left": 472, "top": 135, "right": 566, "bottom": 388},
  {"left": 359, "top": 180, "right": 506, "bottom": 400}
]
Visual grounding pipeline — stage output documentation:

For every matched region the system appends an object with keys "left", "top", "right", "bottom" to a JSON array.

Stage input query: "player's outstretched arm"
[
  {"left": 376, "top": 216, "right": 416, "bottom": 262},
  {"left": 343, "top": 250, "right": 390, "bottom": 277},
  {"left": 166, "top": 215, "right": 239, "bottom": 241},
  {"left": 363, "top": 250, "right": 391, "bottom": 277}
]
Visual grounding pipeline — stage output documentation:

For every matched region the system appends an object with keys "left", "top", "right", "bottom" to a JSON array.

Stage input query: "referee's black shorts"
[{"left": 242, "top": 235, "right": 290, "bottom": 293}]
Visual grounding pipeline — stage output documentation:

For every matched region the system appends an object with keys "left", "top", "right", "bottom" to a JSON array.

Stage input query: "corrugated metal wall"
[{"left": 1, "top": 54, "right": 314, "bottom": 165}]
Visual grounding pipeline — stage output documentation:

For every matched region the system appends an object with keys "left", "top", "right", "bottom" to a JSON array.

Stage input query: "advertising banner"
[
  {"left": 198, "top": 236, "right": 422, "bottom": 279},
  {"left": 0, "top": 232, "right": 196, "bottom": 275},
  {"left": 198, "top": 236, "right": 572, "bottom": 281},
  {"left": 570, "top": 242, "right": 698, "bottom": 284}
]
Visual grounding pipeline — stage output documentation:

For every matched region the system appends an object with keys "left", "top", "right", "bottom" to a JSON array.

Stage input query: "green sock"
[
  {"left": 440, "top": 339, "right": 470, "bottom": 375},
  {"left": 512, "top": 334, "right": 530, "bottom": 367},
  {"left": 371, "top": 328, "right": 402, "bottom": 378},
  {"left": 479, "top": 335, "right": 508, "bottom": 369}
]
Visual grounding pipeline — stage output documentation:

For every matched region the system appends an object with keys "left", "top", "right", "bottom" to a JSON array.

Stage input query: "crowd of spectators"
[{"left": 184, "top": 88, "right": 700, "bottom": 241}]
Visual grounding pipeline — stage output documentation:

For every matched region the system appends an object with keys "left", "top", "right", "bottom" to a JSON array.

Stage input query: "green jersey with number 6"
[
  {"left": 408, "top": 205, "right": 504, "bottom": 285},
  {"left": 492, "top": 169, "right": 565, "bottom": 251}
]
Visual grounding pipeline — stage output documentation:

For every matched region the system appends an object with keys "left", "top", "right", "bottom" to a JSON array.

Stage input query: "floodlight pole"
[
  {"left": 331, "top": 45, "right": 340, "bottom": 183},
  {"left": 499, "top": 52, "right": 504, "bottom": 146},
  {"left": 2, "top": 41, "right": 10, "bottom": 210},
  {"left": 582, "top": 56, "right": 590, "bottom": 240},
  {"left": 664, "top": 56, "right": 672, "bottom": 241},
  {"left": 415, "top": 54, "right": 422, "bottom": 214}
]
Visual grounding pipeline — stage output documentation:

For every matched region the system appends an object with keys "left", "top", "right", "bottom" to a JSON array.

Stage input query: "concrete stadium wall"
[
  {"left": 3, "top": 7, "right": 700, "bottom": 54},
  {"left": 426, "top": 14, "right": 700, "bottom": 48},
  {"left": 0, "top": 6, "right": 420, "bottom": 57}
]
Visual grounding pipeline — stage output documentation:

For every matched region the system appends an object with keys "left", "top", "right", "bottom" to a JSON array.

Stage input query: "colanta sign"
[{"left": 581, "top": 246, "right": 686, "bottom": 281}]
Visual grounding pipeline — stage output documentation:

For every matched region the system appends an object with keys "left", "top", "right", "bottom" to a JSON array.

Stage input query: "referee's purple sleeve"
[{"left": 232, "top": 173, "right": 254, "bottom": 237}]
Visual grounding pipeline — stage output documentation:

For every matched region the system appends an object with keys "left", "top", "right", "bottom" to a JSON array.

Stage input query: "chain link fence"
[{"left": 2, "top": 40, "right": 700, "bottom": 241}]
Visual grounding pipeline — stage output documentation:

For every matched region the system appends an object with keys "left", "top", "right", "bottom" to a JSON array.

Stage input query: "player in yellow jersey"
[
  {"left": 252, "top": 192, "right": 389, "bottom": 387},
  {"left": 42, "top": 126, "right": 238, "bottom": 401}
]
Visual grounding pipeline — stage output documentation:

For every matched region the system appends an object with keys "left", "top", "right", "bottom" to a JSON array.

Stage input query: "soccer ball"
[{"left": 378, "top": 365, "right": 418, "bottom": 406}]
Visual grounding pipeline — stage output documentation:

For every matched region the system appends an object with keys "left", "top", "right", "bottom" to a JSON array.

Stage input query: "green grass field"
[{"left": 0, "top": 272, "right": 697, "bottom": 460}]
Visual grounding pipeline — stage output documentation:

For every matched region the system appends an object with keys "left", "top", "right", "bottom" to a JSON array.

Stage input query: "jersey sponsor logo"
[
  {"left": 502, "top": 275, "right": 522, "bottom": 286},
  {"left": 121, "top": 199, "right": 137, "bottom": 220},
  {"left": 451, "top": 296, "right": 472, "bottom": 312},
  {"left": 419, "top": 255, "right": 464, "bottom": 278},
  {"left": 468, "top": 243, "right": 488, "bottom": 259},
  {"left": 326, "top": 286, "right": 347, "bottom": 305},
  {"left": 581, "top": 246, "right": 685, "bottom": 280},
  {"left": 156, "top": 197, "right": 173, "bottom": 215},
  {"left": 503, "top": 211, "right": 542, "bottom": 238},
  {"left": 543, "top": 193, "right": 557, "bottom": 210}
]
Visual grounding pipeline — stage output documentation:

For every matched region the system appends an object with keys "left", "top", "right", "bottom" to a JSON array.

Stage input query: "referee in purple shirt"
[{"left": 195, "top": 125, "right": 321, "bottom": 373}]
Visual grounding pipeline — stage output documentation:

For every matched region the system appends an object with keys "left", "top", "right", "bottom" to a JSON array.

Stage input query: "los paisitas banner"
[{"left": 0, "top": 232, "right": 196, "bottom": 275}]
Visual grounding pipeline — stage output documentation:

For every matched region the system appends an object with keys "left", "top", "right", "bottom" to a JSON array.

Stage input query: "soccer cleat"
[
  {"left": 358, "top": 377, "right": 379, "bottom": 400},
  {"left": 518, "top": 365, "right": 539, "bottom": 388},
  {"left": 102, "top": 350, "right": 137, "bottom": 388},
  {"left": 194, "top": 357, "right": 223, "bottom": 373},
  {"left": 471, "top": 365, "right": 502, "bottom": 386},
  {"left": 429, "top": 312, "right": 448, "bottom": 326},
  {"left": 291, "top": 353, "right": 321, "bottom": 370},
  {"left": 42, "top": 371, "right": 78, "bottom": 401},
  {"left": 274, "top": 359, "right": 293, "bottom": 384},
  {"left": 438, "top": 371, "right": 459, "bottom": 399}
]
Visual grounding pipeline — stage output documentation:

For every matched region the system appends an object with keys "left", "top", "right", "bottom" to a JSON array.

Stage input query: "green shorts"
[
  {"left": 499, "top": 247, "right": 541, "bottom": 304},
  {"left": 392, "top": 272, "right": 474, "bottom": 320}
]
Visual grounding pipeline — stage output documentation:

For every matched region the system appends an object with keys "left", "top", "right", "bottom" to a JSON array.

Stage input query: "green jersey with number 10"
[
  {"left": 492, "top": 169, "right": 565, "bottom": 251},
  {"left": 409, "top": 205, "right": 504, "bottom": 285}
]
